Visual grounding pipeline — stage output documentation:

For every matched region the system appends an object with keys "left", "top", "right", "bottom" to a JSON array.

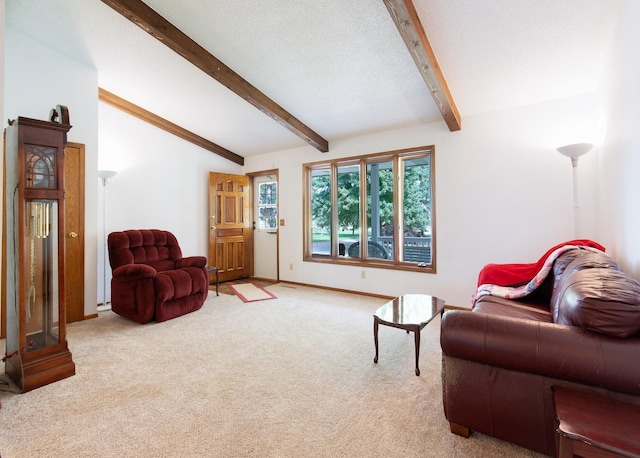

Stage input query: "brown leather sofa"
[
  {"left": 108, "top": 229, "right": 209, "bottom": 323},
  {"left": 440, "top": 248, "right": 640, "bottom": 456}
]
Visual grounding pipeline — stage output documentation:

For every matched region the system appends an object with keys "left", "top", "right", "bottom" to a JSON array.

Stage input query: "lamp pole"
[
  {"left": 557, "top": 143, "right": 593, "bottom": 239},
  {"left": 570, "top": 158, "right": 580, "bottom": 238},
  {"left": 98, "top": 170, "right": 117, "bottom": 308}
]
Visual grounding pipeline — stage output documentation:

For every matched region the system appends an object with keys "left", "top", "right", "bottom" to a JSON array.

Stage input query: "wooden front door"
[
  {"left": 208, "top": 172, "right": 250, "bottom": 282},
  {"left": 64, "top": 142, "right": 85, "bottom": 322}
]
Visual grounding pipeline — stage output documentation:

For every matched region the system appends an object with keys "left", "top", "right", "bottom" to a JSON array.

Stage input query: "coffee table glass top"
[{"left": 374, "top": 294, "right": 445, "bottom": 326}]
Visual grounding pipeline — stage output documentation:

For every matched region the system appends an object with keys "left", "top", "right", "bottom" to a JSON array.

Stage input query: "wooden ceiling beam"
[
  {"left": 384, "top": 0, "right": 462, "bottom": 131},
  {"left": 101, "top": 0, "right": 329, "bottom": 152},
  {"left": 99, "top": 88, "right": 245, "bottom": 166}
]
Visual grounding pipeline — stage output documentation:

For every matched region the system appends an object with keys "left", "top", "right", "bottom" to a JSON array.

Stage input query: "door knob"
[{"left": 68, "top": 231, "right": 78, "bottom": 238}]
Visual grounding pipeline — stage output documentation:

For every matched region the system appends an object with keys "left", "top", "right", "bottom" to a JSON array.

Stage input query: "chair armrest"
[
  {"left": 176, "top": 256, "right": 207, "bottom": 269},
  {"left": 112, "top": 264, "right": 156, "bottom": 280},
  {"left": 440, "top": 310, "right": 640, "bottom": 395}
]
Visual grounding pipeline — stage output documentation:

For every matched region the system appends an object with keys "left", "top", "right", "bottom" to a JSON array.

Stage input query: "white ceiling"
[{"left": 6, "top": 0, "right": 621, "bottom": 159}]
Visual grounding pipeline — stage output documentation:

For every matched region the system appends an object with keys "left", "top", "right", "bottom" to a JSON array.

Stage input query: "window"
[
  {"left": 257, "top": 180, "right": 278, "bottom": 230},
  {"left": 303, "top": 146, "right": 435, "bottom": 273}
]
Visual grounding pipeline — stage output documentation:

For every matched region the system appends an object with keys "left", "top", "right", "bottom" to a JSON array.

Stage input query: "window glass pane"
[
  {"left": 258, "top": 181, "right": 277, "bottom": 206},
  {"left": 258, "top": 207, "right": 277, "bottom": 230},
  {"left": 337, "top": 165, "right": 360, "bottom": 257},
  {"left": 365, "top": 161, "right": 393, "bottom": 260},
  {"left": 257, "top": 181, "right": 277, "bottom": 230},
  {"left": 311, "top": 168, "right": 331, "bottom": 255},
  {"left": 24, "top": 199, "right": 60, "bottom": 350},
  {"left": 402, "top": 156, "right": 431, "bottom": 264}
]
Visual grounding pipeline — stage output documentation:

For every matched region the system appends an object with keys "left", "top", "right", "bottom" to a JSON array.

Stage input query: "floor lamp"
[
  {"left": 556, "top": 143, "right": 593, "bottom": 239},
  {"left": 98, "top": 170, "right": 117, "bottom": 308}
]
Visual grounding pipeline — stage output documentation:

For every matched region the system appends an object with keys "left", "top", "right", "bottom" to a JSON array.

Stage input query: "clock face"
[{"left": 25, "top": 145, "right": 57, "bottom": 189}]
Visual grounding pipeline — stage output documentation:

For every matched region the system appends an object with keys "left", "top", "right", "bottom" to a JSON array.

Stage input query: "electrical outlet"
[
  {"left": 361, "top": 270, "right": 366, "bottom": 279},
  {"left": 289, "top": 263, "right": 293, "bottom": 271}
]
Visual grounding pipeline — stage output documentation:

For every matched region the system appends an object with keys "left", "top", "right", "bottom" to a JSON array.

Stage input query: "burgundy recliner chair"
[{"left": 108, "top": 229, "right": 209, "bottom": 323}]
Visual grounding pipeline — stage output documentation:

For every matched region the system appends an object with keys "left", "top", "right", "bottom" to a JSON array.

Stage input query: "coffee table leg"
[
  {"left": 208, "top": 267, "right": 220, "bottom": 296},
  {"left": 373, "top": 317, "right": 379, "bottom": 364},
  {"left": 414, "top": 328, "right": 421, "bottom": 376}
]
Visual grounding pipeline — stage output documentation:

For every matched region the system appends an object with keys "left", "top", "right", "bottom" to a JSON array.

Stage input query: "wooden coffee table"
[{"left": 373, "top": 294, "right": 445, "bottom": 376}]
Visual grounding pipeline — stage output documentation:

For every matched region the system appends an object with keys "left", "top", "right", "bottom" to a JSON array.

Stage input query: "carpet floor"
[{"left": 0, "top": 284, "right": 545, "bottom": 457}]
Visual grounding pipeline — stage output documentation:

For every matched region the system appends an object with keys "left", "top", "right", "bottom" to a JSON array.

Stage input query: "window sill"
[{"left": 303, "top": 255, "right": 436, "bottom": 274}]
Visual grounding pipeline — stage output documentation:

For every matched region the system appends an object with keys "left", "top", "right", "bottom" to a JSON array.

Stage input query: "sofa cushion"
[
  {"left": 473, "top": 295, "right": 552, "bottom": 322},
  {"left": 552, "top": 250, "right": 620, "bottom": 288},
  {"left": 550, "top": 250, "right": 621, "bottom": 318},
  {"left": 553, "top": 268, "right": 640, "bottom": 338}
]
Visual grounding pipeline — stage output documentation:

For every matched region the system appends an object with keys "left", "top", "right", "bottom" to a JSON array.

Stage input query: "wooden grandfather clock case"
[{"left": 4, "top": 114, "right": 75, "bottom": 392}]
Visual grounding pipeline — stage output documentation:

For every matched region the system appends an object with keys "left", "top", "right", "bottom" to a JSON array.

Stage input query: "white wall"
[
  {"left": 97, "top": 103, "right": 242, "bottom": 303},
  {"left": 4, "top": 26, "right": 100, "bottom": 318},
  {"left": 0, "top": 0, "right": 4, "bottom": 328},
  {"left": 245, "top": 93, "right": 602, "bottom": 307},
  {"left": 598, "top": 0, "right": 640, "bottom": 279}
]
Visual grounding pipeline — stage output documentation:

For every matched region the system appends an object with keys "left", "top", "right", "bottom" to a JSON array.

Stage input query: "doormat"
[{"left": 228, "top": 283, "right": 277, "bottom": 303}]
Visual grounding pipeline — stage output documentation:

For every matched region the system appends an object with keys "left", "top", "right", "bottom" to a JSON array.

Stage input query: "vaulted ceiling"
[{"left": 6, "top": 0, "right": 621, "bottom": 163}]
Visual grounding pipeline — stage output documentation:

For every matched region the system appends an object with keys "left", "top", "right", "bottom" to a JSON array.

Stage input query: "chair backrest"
[
  {"left": 347, "top": 241, "right": 389, "bottom": 259},
  {"left": 108, "top": 229, "right": 183, "bottom": 272}
]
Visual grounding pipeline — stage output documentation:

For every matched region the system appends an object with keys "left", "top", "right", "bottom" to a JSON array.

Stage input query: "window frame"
[{"left": 303, "top": 146, "right": 436, "bottom": 274}]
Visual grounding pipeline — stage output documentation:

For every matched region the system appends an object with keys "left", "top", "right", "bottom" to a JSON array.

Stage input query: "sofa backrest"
[{"left": 108, "top": 229, "right": 183, "bottom": 272}]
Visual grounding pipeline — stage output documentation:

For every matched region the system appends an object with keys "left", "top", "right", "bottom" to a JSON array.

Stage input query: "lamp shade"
[
  {"left": 557, "top": 143, "right": 593, "bottom": 158},
  {"left": 97, "top": 170, "right": 117, "bottom": 180}
]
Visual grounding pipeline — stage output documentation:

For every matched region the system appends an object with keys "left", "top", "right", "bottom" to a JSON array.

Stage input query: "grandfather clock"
[{"left": 4, "top": 113, "right": 75, "bottom": 392}]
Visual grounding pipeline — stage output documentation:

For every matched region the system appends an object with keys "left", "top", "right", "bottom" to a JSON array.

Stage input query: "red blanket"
[{"left": 477, "top": 239, "right": 606, "bottom": 287}]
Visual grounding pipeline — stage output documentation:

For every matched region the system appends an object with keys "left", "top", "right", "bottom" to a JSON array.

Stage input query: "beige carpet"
[{"left": 0, "top": 284, "right": 545, "bottom": 457}]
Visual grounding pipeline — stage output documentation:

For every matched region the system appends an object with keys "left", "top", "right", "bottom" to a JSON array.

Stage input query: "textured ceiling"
[{"left": 5, "top": 0, "right": 621, "bottom": 158}]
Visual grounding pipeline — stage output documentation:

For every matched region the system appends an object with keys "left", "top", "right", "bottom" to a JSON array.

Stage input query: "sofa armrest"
[
  {"left": 440, "top": 310, "right": 640, "bottom": 396},
  {"left": 176, "top": 256, "right": 207, "bottom": 269},
  {"left": 112, "top": 263, "right": 156, "bottom": 280}
]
